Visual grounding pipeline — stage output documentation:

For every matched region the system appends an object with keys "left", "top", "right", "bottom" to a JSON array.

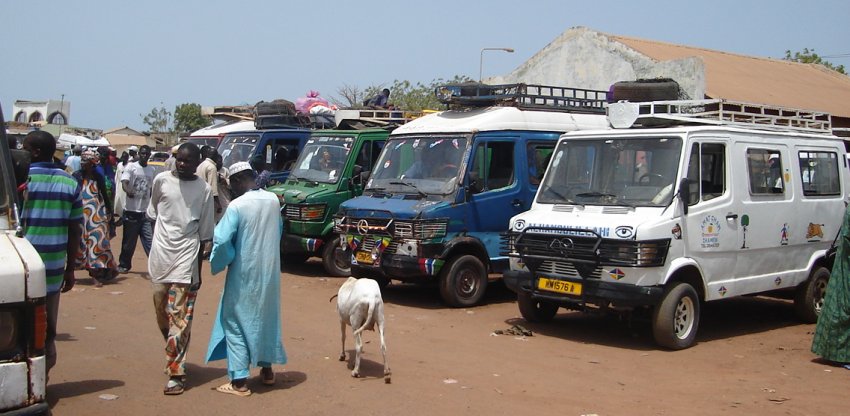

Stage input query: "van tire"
[
  {"left": 439, "top": 255, "right": 488, "bottom": 307},
  {"left": 652, "top": 282, "right": 700, "bottom": 350},
  {"left": 517, "top": 292, "right": 559, "bottom": 322},
  {"left": 794, "top": 266, "right": 830, "bottom": 323},
  {"left": 321, "top": 235, "right": 351, "bottom": 277}
]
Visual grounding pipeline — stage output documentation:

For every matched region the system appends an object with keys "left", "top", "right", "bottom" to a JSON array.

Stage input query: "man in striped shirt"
[{"left": 22, "top": 131, "right": 82, "bottom": 375}]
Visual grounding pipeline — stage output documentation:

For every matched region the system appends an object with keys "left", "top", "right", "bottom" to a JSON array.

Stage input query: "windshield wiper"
[
  {"left": 545, "top": 188, "right": 581, "bottom": 206},
  {"left": 576, "top": 191, "right": 618, "bottom": 198},
  {"left": 389, "top": 181, "right": 427, "bottom": 197}
]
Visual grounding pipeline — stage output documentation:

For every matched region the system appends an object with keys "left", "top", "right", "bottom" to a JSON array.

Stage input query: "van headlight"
[{"left": 0, "top": 310, "right": 18, "bottom": 354}]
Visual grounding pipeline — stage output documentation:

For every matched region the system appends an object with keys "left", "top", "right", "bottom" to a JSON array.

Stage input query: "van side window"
[
  {"left": 799, "top": 151, "right": 841, "bottom": 196},
  {"left": 470, "top": 141, "right": 515, "bottom": 194},
  {"left": 527, "top": 143, "right": 554, "bottom": 185},
  {"left": 747, "top": 149, "right": 783, "bottom": 195},
  {"left": 355, "top": 141, "right": 386, "bottom": 172},
  {"left": 686, "top": 143, "right": 726, "bottom": 205}
]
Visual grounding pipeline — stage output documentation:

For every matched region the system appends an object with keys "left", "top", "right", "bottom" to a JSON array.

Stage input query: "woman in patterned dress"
[{"left": 74, "top": 149, "right": 118, "bottom": 287}]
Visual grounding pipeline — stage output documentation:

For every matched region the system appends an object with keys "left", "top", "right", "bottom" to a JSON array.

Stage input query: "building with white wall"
[{"left": 12, "top": 99, "right": 70, "bottom": 125}]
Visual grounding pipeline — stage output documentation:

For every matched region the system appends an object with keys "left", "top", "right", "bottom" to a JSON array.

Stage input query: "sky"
[{"left": 2, "top": 0, "right": 849, "bottom": 132}]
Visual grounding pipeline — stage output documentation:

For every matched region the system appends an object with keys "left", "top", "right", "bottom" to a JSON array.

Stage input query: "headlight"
[
  {"left": 285, "top": 204, "right": 326, "bottom": 221},
  {"left": 0, "top": 310, "right": 18, "bottom": 353}
]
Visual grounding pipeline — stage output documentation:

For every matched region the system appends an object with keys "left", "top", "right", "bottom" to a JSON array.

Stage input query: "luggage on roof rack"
[
  {"left": 333, "top": 109, "right": 422, "bottom": 130},
  {"left": 434, "top": 83, "right": 607, "bottom": 114},
  {"left": 608, "top": 99, "right": 833, "bottom": 134}
]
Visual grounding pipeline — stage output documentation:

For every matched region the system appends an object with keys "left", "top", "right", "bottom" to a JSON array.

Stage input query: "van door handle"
[
  {"left": 511, "top": 199, "right": 523, "bottom": 208},
  {"left": 726, "top": 214, "right": 738, "bottom": 220}
]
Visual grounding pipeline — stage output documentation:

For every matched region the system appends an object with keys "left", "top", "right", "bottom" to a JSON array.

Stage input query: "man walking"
[
  {"left": 118, "top": 145, "right": 154, "bottom": 273},
  {"left": 196, "top": 146, "right": 223, "bottom": 216},
  {"left": 21, "top": 131, "right": 82, "bottom": 376},
  {"left": 147, "top": 143, "right": 214, "bottom": 395},
  {"left": 206, "top": 162, "right": 287, "bottom": 396}
]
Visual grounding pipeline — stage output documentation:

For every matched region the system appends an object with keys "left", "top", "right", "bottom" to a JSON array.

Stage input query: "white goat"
[{"left": 334, "top": 276, "right": 390, "bottom": 383}]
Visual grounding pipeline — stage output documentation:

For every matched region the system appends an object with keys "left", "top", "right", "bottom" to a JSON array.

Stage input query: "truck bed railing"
[{"left": 435, "top": 83, "right": 608, "bottom": 114}]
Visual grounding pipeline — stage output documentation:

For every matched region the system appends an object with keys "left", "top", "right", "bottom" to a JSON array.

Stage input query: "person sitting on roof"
[{"left": 364, "top": 89, "right": 391, "bottom": 109}]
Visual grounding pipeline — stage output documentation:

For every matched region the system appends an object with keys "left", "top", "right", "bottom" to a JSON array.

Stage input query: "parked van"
[
  {"left": 218, "top": 127, "right": 311, "bottom": 187},
  {"left": 0, "top": 106, "right": 49, "bottom": 414},
  {"left": 335, "top": 84, "right": 609, "bottom": 306},
  {"left": 270, "top": 111, "right": 417, "bottom": 276},
  {"left": 186, "top": 119, "right": 256, "bottom": 149},
  {"left": 502, "top": 99, "right": 848, "bottom": 349}
]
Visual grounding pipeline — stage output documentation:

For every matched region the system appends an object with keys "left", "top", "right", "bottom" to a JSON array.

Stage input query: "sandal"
[
  {"left": 261, "top": 368, "right": 275, "bottom": 386},
  {"left": 216, "top": 382, "right": 252, "bottom": 397},
  {"left": 163, "top": 378, "right": 184, "bottom": 395}
]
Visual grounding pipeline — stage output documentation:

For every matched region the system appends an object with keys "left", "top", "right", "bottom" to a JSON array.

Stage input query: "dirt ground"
[{"left": 46, "top": 244, "right": 848, "bottom": 416}]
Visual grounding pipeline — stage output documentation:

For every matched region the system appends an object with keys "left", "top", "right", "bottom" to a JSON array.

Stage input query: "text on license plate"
[
  {"left": 355, "top": 251, "right": 373, "bottom": 265},
  {"left": 537, "top": 277, "right": 582, "bottom": 295}
]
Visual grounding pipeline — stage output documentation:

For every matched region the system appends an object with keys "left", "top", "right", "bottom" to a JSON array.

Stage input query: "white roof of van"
[
  {"left": 391, "top": 106, "right": 609, "bottom": 135},
  {"left": 190, "top": 120, "right": 256, "bottom": 136}
]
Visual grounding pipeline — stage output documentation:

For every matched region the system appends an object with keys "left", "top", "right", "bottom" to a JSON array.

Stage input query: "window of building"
[
  {"left": 28, "top": 112, "right": 43, "bottom": 123},
  {"left": 14, "top": 111, "right": 26, "bottom": 123},
  {"left": 49, "top": 112, "right": 66, "bottom": 125}
]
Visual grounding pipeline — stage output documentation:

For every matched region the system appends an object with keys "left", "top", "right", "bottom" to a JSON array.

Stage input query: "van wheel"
[
  {"left": 439, "top": 255, "right": 488, "bottom": 307},
  {"left": 321, "top": 235, "right": 351, "bottom": 277},
  {"left": 794, "top": 266, "right": 830, "bottom": 323},
  {"left": 517, "top": 292, "right": 558, "bottom": 322},
  {"left": 652, "top": 282, "right": 700, "bottom": 350}
]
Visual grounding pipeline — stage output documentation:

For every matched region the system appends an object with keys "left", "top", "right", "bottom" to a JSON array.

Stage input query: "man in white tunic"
[
  {"left": 207, "top": 162, "right": 286, "bottom": 396},
  {"left": 146, "top": 143, "right": 214, "bottom": 395}
]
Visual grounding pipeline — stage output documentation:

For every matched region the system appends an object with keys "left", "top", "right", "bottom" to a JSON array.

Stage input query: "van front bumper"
[{"left": 503, "top": 269, "right": 664, "bottom": 307}]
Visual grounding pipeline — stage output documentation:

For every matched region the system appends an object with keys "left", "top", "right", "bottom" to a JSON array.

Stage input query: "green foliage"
[
  {"left": 336, "top": 75, "right": 474, "bottom": 112},
  {"left": 783, "top": 48, "right": 846, "bottom": 75},
  {"left": 173, "top": 103, "right": 212, "bottom": 134},
  {"left": 141, "top": 105, "right": 172, "bottom": 133}
]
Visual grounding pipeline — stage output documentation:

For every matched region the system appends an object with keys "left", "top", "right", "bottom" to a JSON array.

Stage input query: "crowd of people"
[{"left": 18, "top": 131, "right": 286, "bottom": 397}]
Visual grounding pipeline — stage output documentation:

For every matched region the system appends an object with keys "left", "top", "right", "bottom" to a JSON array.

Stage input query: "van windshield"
[
  {"left": 538, "top": 136, "right": 683, "bottom": 207},
  {"left": 219, "top": 134, "right": 259, "bottom": 168},
  {"left": 289, "top": 136, "right": 354, "bottom": 184},
  {"left": 367, "top": 135, "right": 469, "bottom": 197}
]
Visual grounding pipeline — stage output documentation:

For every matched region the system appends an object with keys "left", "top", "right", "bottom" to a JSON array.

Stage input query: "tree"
[
  {"left": 173, "top": 103, "right": 212, "bottom": 134},
  {"left": 783, "top": 48, "right": 846, "bottom": 75},
  {"left": 141, "top": 105, "right": 172, "bottom": 133},
  {"left": 334, "top": 75, "right": 474, "bottom": 112}
]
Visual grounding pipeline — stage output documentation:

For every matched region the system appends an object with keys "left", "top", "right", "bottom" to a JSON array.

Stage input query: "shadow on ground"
[
  {"left": 503, "top": 295, "right": 806, "bottom": 351},
  {"left": 47, "top": 379, "right": 125, "bottom": 408}
]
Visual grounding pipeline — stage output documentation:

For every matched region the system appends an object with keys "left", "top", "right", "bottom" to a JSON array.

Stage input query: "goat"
[{"left": 333, "top": 276, "right": 390, "bottom": 383}]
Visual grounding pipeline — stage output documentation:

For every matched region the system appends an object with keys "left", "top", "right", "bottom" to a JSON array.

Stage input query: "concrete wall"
[{"left": 488, "top": 27, "right": 705, "bottom": 100}]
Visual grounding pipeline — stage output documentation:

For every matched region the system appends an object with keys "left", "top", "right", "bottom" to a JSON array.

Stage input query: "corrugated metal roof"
[{"left": 610, "top": 34, "right": 850, "bottom": 120}]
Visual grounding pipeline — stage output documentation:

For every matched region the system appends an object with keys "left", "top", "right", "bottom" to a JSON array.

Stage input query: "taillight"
[{"left": 33, "top": 304, "right": 46, "bottom": 351}]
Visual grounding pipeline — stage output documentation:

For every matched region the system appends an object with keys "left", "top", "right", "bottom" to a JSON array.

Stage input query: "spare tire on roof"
[
  {"left": 608, "top": 79, "right": 681, "bottom": 103},
  {"left": 254, "top": 99, "right": 297, "bottom": 117}
]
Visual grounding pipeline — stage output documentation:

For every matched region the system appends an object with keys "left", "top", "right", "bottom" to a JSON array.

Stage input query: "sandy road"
[{"left": 46, "top": 251, "right": 847, "bottom": 416}]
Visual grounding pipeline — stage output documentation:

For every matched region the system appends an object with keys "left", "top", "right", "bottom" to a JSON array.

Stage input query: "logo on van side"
[
  {"left": 615, "top": 226, "right": 634, "bottom": 239},
  {"left": 806, "top": 223, "right": 825, "bottom": 241},
  {"left": 700, "top": 215, "right": 721, "bottom": 249}
]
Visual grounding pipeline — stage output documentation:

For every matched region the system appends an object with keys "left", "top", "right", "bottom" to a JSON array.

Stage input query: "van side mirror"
[{"left": 678, "top": 177, "right": 690, "bottom": 215}]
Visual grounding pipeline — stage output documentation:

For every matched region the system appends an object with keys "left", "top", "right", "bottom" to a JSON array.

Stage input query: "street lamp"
[{"left": 479, "top": 47, "right": 515, "bottom": 83}]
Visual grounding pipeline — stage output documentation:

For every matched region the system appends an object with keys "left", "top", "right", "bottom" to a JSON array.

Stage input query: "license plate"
[
  {"left": 537, "top": 277, "right": 582, "bottom": 296},
  {"left": 355, "top": 250, "right": 373, "bottom": 265}
]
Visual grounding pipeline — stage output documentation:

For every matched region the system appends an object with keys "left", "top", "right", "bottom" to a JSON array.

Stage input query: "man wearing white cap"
[{"left": 206, "top": 161, "right": 286, "bottom": 396}]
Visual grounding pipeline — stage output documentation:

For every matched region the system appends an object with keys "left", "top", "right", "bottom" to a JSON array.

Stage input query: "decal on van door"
[
  {"left": 671, "top": 224, "right": 682, "bottom": 240},
  {"left": 780, "top": 223, "right": 789, "bottom": 245},
  {"left": 806, "top": 223, "right": 825, "bottom": 241},
  {"left": 700, "top": 215, "right": 721, "bottom": 248},
  {"left": 740, "top": 215, "right": 750, "bottom": 249},
  {"left": 608, "top": 268, "right": 625, "bottom": 280}
]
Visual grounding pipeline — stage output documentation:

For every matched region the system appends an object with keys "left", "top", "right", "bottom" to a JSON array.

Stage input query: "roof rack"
[
  {"left": 435, "top": 83, "right": 607, "bottom": 114},
  {"left": 333, "top": 109, "right": 421, "bottom": 129},
  {"left": 608, "top": 99, "right": 832, "bottom": 134}
]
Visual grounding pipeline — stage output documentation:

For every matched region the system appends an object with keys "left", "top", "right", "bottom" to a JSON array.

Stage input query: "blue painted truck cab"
[{"left": 336, "top": 84, "right": 610, "bottom": 306}]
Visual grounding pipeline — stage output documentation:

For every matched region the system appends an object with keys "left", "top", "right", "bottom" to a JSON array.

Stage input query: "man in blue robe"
[{"left": 207, "top": 161, "right": 287, "bottom": 396}]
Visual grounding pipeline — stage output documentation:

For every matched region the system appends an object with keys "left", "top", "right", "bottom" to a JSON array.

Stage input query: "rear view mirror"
[{"left": 678, "top": 177, "right": 690, "bottom": 215}]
